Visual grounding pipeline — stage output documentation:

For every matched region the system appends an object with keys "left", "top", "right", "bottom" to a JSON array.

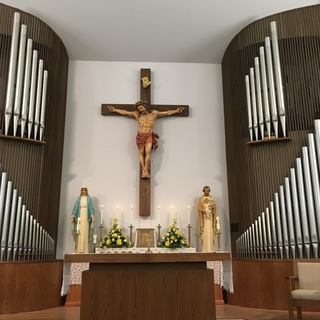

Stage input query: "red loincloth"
[{"left": 136, "top": 132, "right": 159, "bottom": 151}]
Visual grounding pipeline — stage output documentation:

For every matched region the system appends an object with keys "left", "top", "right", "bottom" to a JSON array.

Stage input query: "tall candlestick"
[
  {"left": 157, "top": 205, "right": 161, "bottom": 225},
  {"left": 187, "top": 205, "right": 191, "bottom": 225},
  {"left": 76, "top": 218, "right": 80, "bottom": 232},
  {"left": 100, "top": 205, "right": 104, "bottom": 225},
  {"left": 216, "top": 217, "right": 221, "bottom": 232},
  {"left": 116, "top": 205, "right": 119, "bottom": 220},
  {"left": 130, "top": 205, "right": 133, "bottom": 225}
]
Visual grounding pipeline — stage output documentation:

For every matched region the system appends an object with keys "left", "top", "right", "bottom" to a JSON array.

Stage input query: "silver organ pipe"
[
  {"left": 33, "top": 59, "right": 44, "bottom": 139},
  {"left": 270, "top": 21, "right": 286, "bottom": 136},
  {"left": 249, "top": 68, "right": 258, "bottom": 140},
  {"left": 5, "top": 12, "right": 20, "bottom": 135},
  {"left": 4, "top": 12, "right": 49, "bottom": 141},
  {"left": 251, "top": 223, "right": 256, "bottom": 258},
  {"left": 245, "top": 75, "right": 253, "bottom": 141},
  {"left": 0, "top": 168, "right": 54, "bottom": 260},
  {"left": 269, "top": 201, "right": 278, "bottom": 257},
  {"left": 0, "top": 173, "right": 8, "bottom": 242},
  {"left": 28, "top": 50, "right": 38, "bottom": 139},
  {"left": 254, "top": 57, "right": 264, "bottom": 139},
  {"left": 7, "top": 189, "right": 17, "bottom": 261},
  {"left": 259, "top": 46, "right": 271, "bottom": 138},
  {"left": 290, "top": 168, "right": 303, "bottom": 258},
  {"left": 302, "top": 147, "right": 319, "bottom": 258},
  {"left": 13, "top": 24, "right": 27, "bottom": 136},
  {"left": 314, "top": 120, "right": 320, "bottom": 171},
  {"left": 258, "top": 216, "right": 264, "bottom": 257},
  {"left": 236, "top": 119, "right": 320, "bottom": 259},
  {"left": 274, "top": 192, "right": 284, "bottom": 259},
  {"left": 296, "top": 158, "right": 312, "bottom": 258},
  {"left": 39, "top": 70, "right": 48, "bottom": 141},
  {"left": 261, "top": 212, "right": 268, "bottom": 257},
  {"left": 265, "top": 36, "right": 278, "bottom": 138},
  {"left": 284, "top": 177, "right": 296, "bottom": 258},
  {"left": 255, "top": 220, "right": 260, "bottom": 258},
  {"left": 1, "top": 181, "right": 12, "bottom": 260},
  {"left": 279, "top": 186, "right": 289, "bottom": 258},
  {"left": 244, "top": 21, "right": 287, "bottom": 141},
  {"left": 13, "top": 196, "right": 22, "bottom": 260},
  {"left": 21, "top": 39, "right": 33, "bottom": 138},
  {"left": 307, "top": 134, "right": 320, "bottom": 239}
]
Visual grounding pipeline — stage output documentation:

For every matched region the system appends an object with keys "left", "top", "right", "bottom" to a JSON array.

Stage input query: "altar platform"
[
  {"left": 63, "top": 251, "right": 230, "bottom": 320},
  {"left": 63, "top": 250, "right": 230, "bottom": 319}
]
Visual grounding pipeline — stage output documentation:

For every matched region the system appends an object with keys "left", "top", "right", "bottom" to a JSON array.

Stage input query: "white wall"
[{"left": 57, "top": 61, "right": 230, "bottom": 258}]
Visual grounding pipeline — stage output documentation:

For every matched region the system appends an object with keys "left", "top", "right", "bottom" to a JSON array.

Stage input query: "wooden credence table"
[{"left": 64, "top": 252, "right": 230, "bottom": 320}]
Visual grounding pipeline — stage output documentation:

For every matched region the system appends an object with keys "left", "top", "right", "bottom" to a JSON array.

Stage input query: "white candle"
[
  {"left": 77, "top": 218, "right": 80, "bottom": 232},
  {"left": 187, "top": 205, "right": 191, "bottom": 225},
  {"left": 216, "top": 217, "right": 221, "bottom": 232},
  {"left": 171, "top": 206, "right": 174, "bottom": 221},
  {"left": 116, "top": 205, "right": 119, "bottom": 220},
  {"left": 100, "top": 205, "right": 104, "bottom": 225},
  {"left": 157, "top": 205, "right": 161, "bottom": 225},
  {"left": 93, "top": 234, "right": 97, "bottom": 244},
  {"left": 130, "top": 205, "right": 133, "bottom": 225}
]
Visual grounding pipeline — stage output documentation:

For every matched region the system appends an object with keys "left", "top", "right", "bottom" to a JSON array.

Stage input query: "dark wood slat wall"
[
  {"left": 0, "top": 260, "right": 64, "bottom": 314},
  {"left": 222, "top": 5, "right": 320, "bottom": 255},
  {"left": 0, "top": 4, "right": 68, "bottom": 245}
]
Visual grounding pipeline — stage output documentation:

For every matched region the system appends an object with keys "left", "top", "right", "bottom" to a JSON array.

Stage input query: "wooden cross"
[{"left": 101, "top": 68, "right": 189, "bottom": 217}]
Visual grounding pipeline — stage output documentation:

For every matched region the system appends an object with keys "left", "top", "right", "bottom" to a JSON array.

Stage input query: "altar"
[{"left": 64, "top": 251, "right": 230, "bottom": 320}]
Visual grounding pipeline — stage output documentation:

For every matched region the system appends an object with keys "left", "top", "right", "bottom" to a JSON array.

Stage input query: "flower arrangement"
[
  {"left": 160, "top": 218, "right": 188, "bottom": 249},
  {"left": 100, "top": 218, "right": 131, "bottom": 248}
]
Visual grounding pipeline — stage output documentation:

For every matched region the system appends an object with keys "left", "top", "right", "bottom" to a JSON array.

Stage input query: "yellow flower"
[
  {"left": 170, "top": 235, "right": 175, "bottom": 240},
  {"left": 165, "top": 240, "right": 170, "bottom": 247},
  {"left": 175, "top": 230, "right": 181, "bottom": 236},
  {"left": 116, "top": 225, "right": 121, "bottom": 231},
  {"left": 112, "top": 233, "right": 118, "bottom": 238},
  {"left": 181, "top": 240, "right": 185, "bottom": 244},
  {"left": 116, "top": 239, "right": 122, "bottom": 246},
  {"left": 106, "top": 239, "right": 111, "bottom": 245},
  {"left": 169, "top": 224, "right": 174, "bottom": 229},
  {"left": 172, "top": 218, "right": 177, "bottom": 221}
]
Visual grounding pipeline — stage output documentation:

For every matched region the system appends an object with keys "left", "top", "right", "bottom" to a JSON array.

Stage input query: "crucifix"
[{"left": 101, "top": 69, "right": 189, "bottom": 217}]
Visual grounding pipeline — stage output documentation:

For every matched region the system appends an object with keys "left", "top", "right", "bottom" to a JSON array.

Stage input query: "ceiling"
[{"left": 1, "top": 0, "right": 320, "bottom": 64}]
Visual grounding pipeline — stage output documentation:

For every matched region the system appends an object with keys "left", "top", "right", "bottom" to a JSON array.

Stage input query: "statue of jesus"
[{"left": 107, "top": 100, "right": 184, "bottom": 179}]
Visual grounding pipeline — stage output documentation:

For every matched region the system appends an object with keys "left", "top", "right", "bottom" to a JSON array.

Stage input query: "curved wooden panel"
[
  {"left": 222, "top": 5, "right": 320, "bottom": 255},
  {"left": 0, "top": 3, "right": 68, "bottom": 247}
]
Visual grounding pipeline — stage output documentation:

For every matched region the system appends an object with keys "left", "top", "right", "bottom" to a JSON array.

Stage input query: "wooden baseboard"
[
  {"left": 215, "top": 284, "right": 224, "bottom": 305},
  {"left": 65, "top": 285, "right": 81, "bottom": 307}
]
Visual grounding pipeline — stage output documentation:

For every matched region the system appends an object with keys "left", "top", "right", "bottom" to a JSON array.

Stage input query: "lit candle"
[
  {"left": 116, "top": 205, "right": 119, "bottom": 220},
  {"left": 130, "top": 205, "right": 133, "bottom": 225},
  {"left": 77, "top": 218, "right": 80, "bottom": 232},
  {"left": 157, "top": 205, "right": 161, "bottom": 225},
  {"left": 187, "top": 205, "right": 191, "bottom": 225},
  {"left": 171, "top": 206, "right": 174, "bottom": 221},
  {"left": 100, "top": 205, "right": 104, "bottom": 225},
  {"left": 216, "top": 217, "right": 221, "bottom": 232}
]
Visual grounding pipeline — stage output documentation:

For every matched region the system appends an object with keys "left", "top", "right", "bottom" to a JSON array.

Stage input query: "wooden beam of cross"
[{"left": 101, "top": 68, "right": 189, "bottom": 217}]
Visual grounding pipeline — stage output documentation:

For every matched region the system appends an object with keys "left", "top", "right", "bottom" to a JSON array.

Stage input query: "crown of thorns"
[{"left": 134, "top": 100, "right": 151, "bottom": 112}]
